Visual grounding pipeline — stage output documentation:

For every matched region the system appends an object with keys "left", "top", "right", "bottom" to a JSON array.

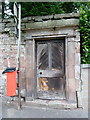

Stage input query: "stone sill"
[
  {"left": 2, "top": 96, "right": 77, "bottom": 110},
  {"left": 24, "top": 99, "right": 77, "bottom": 110}
]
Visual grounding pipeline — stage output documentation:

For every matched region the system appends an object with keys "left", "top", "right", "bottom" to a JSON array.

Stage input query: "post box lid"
[{"left": 2, "top": 67, "right": 16, "bottom": 74}]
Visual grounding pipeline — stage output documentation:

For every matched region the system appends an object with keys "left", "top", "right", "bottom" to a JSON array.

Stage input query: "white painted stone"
[
  {"left": 75, "top": 42, "right": 80, "bottom": 53},
  {"left": 75, "top": 66, "right": 80, "bottom": 79},
  {"left": 77, "top": 91, "right": 82, "bottom": 108},
  {"left": 75, "top": 53, "right": 80, "bottom": 65},
  {"left": 75, "top": 31, "right": 80, "bottom": 42}
]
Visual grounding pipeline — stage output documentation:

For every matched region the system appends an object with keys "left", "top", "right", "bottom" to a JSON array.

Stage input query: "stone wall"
[
  {"left": 24, "top": 13, "right": 80, "bottom": 103},
  {"left": 0, "top": 22, "right": 26, "bottom": 96},
  {"left": 0, "top": 13, "right": 88, "bottom": 110},
  {"left": 80, "top": 64, "right": 89, "bottom": 110},
  {"left": 0, "top": 13, "right": 80, "bottom": 98}
]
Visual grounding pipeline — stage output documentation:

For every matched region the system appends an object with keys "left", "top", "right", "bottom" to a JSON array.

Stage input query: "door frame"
[{"left": 34, "top": 36, "right": 67, "bottom": 99}]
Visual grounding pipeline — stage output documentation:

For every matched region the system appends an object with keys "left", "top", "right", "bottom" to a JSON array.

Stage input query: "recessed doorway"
[{"left": 36, "top": 38, "right": 66, "bottom": 100}]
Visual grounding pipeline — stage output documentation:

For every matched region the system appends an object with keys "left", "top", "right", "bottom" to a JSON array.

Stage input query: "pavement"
[{"left": 1, "top": 96, "right": 89, "bottom": 119}]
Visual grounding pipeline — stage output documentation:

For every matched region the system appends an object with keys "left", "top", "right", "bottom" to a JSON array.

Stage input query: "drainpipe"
[
  {"left": 17, "top": 3, "right": 21, "bottom": 109},
  {"left": 14, "top": 2, "right": 22, "bottom": 109}
]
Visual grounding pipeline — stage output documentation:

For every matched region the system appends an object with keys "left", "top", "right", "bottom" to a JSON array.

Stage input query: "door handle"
[{"left": 40, "top": 72, "right": 42, "bottom": 75}]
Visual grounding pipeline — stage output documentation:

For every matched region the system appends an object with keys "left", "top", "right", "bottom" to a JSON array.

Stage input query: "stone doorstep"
[
  {"left": 2, "top": 96, "right": 77, "bottom": 110},
  {"left": 23, "top": 99, "right": 77, "bottom": 110}
]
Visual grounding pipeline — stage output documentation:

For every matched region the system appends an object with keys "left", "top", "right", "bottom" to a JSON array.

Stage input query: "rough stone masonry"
[{"left": 0, "top": 2, "right": 88, "bottom": 110}]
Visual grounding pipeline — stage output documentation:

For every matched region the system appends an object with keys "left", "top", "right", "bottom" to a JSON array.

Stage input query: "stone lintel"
[{"left": 24, "top": 19, "right": 79, "bottom": 30}]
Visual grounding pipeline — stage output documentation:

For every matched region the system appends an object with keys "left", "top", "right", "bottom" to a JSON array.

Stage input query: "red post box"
[
  {"left": 6, "top": 70, "right": 17, "bottom": 96},
  {"left": 2, "top": 67, "right": 17, "bottom": 96}
]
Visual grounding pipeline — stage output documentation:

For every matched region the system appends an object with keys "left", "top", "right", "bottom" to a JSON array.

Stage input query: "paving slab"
[{"left": 1, "top": 97, "right": 88, "bottom": 118}]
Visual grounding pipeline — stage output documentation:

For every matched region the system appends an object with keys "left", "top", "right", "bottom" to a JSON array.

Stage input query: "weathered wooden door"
[{"left": 36, "top": 39, "right": 65, "bottom": 99}]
